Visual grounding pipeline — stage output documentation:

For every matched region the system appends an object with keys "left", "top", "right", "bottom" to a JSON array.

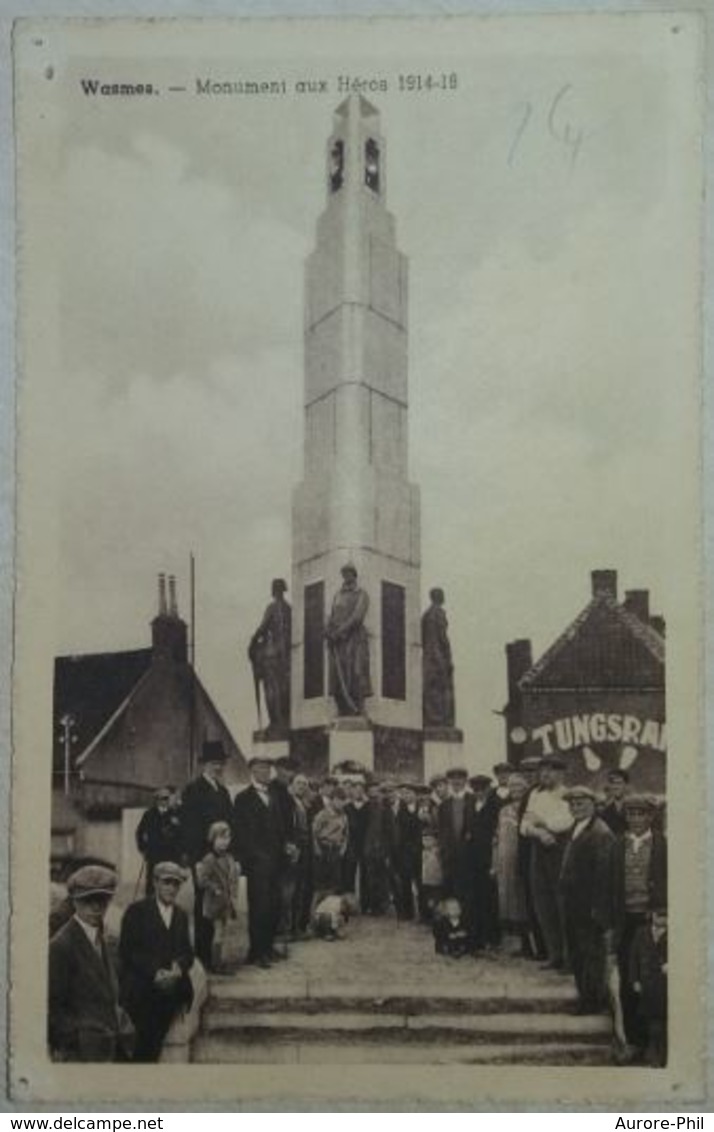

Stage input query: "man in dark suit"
[
  {"left": 269, "top": 755, "right": 300, "bottom": 941},
  {"left": 600, "top": 769, "right": 630, "bottom": 836},
  {"left": 393, "top": 783, "right": 423, "bottom": 921},
  {"left": 469, "top": 775, "right": 501, "bottom": 949},
  {"left": 181, "top": 739, "right": 235, "bottom": 969},
  {"left": 360, "top": 781, "right": 394, "bottom": 914},
  {"left": 135, "top": 785, "right": 185, "bottom": 893},
  {"left": 343, "top": 779, "right": 369, "bottom": 907},
  {"left": 233, "top": 755, "right": 287, "bottom": 967},
  {"left": 118, "top": 861, "right": 194, "bottom": 1062},
  {"left": 48, "top": 866, "right": 133, "bottom": 1062},
  {"left": 438, "top": 767, "right": 476, "bottom": 939},
  {"left": 612, "top": 794, "right": 668, "bottom": 1051},
  {"left": 559, "top": 786, "right": 616, "bottom": 1013}
]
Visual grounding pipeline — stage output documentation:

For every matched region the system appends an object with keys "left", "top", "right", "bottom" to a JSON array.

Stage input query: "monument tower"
[{"left": 289, "top": 95, "right": 425, "bottom": 778}]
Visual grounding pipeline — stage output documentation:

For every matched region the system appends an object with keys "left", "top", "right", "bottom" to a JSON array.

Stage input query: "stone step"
[
  {"left": 201, "top": 1008, "right": 611, "bottom": 1044},
  {"left": 192, "top": 1035, "right": 614, "bottom": 1066},
  {"left": 206, "top": 982, "right": 580, "bottom": 1016}
]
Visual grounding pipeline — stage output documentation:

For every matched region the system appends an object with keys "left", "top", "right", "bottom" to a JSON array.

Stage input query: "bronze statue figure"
[
  {"left": 422, "top": 587, "right": 455, "bottom": 728},
  {"left": 325, "top": 564, "right": 372, "bottom": 716},
  {"left": 248, "top": 578, "right": 292, "bottom": 734}
]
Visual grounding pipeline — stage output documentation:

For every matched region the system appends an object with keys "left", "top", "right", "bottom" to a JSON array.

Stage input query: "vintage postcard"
[{"left": 10, "top": 12, "right": 705, "bottom": 1106}]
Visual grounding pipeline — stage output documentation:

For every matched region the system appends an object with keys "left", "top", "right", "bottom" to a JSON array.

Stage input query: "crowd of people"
[{"left": 48, "top": 740, "right": 668, "bottom": 1067}]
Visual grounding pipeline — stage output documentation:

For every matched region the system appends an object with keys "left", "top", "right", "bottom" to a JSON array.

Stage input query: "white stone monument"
[{"left": 288, "top": 95, "right": 463, "bottom": 779}]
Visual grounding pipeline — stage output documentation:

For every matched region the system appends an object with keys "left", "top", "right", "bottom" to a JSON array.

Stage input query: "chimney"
[
  {"left": 624, "top": 589, "right": 650, "bottom": 623},
  {"left": 591, "top": 569, "right": 617, "bottom": 600},
  {"left": 650, "top": 614, "right": 666, "bottom": 638},
  {"left": 152, "top": 574, "right": 188, "bottom": 663},
  {"left": 168, "top": 575, "right": 178, "bottom": 617},
  {"left": 506, "top": 639, "right": 533, "bottom": 701},
  {"left": 158, "top": 573, "right": 168, "bottom": 616}
]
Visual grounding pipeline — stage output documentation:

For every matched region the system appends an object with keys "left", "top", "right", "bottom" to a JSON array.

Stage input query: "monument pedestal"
[
  {"left": 290, "top": 719, "right": 425, "bottom": 782},
  {"left": 423, "top": 727, "right": 465, "bottom": 781},
  {"left": 327, "top": 718, "right": 374, "bottom": 772},
  {"left": 251, "top": 729, "right": 290, "bottom": 761}
]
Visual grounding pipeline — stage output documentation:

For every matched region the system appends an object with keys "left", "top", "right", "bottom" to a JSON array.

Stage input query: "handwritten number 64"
[{"left": 508, "top": 84, "right": 585, "bottom": 170}]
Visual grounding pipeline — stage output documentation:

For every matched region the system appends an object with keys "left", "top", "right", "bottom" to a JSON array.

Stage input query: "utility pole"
[{"left": 58, "top": 712, "right": 76, "bottom": 795}]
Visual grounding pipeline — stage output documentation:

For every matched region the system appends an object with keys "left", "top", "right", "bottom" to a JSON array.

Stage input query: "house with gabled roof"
[
  {"left": 503, "top": 569, "right": 666, "bottom": 792},
  {"left": 52, "top": 574, "right": 248, "bottom": 871}
]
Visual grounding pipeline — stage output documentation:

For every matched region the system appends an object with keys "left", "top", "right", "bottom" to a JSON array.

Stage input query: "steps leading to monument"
[
  {"left": 194, "top": 982, "right": 612, "bottom": 1066},
  {"left": 191, "top": 920, "right": 614, "bottom": 1066}
]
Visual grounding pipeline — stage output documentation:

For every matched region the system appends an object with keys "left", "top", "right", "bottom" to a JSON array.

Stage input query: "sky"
[{"left": 42, "top": 17, "right": 700, "bottom": 770}]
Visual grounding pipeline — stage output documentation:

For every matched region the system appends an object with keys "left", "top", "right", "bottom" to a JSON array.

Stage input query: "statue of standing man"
[
  {"left": 422, "top": 587, "right": 455, "bottom": 728},
  {"left": 326, "top": 563, "right": 372, "bottom": 717},
  {"left": 249, "top": 579, "right": 292, "bottom": 735}
]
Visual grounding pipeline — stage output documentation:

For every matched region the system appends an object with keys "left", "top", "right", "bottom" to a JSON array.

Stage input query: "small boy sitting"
[
  {"left": 311, "top": 894, "right": 350, "bottom": 941},
  {"left": 432, "top": 897, "right": 471, "bottom": 958}
]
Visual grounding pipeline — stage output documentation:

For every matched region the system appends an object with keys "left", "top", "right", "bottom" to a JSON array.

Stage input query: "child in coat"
[
  {"left": 629, "top": 908, "right": 668, "bottom": 1067},
  {"left": 432, "top": 898, "right": 471, "bottom": 958},
  {"left": 196, "top": 821, "right": 240, "bottom": 973}
]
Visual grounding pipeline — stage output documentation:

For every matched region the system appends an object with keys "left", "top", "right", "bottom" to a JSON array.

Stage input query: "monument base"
[
  {"left": 290, "top": 721, "right": 425, "bottom": 781},
  {"left": 251, "top": 730, "right": 290, "bottom": 761},
  {"left": 423, "top": 727, "right": 466, "bottom": 781}
]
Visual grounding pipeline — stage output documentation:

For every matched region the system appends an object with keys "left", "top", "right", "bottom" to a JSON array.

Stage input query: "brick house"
[
  {"left": 51, "top": 575, "right": 248, "bottom": 871},
  {"left": 503, "top": 569, "right": 665, "bottom": 793}
]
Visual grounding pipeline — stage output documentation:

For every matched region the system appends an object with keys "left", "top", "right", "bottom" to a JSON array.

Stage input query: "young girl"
[{"left": 196, "top": 821, "right": 240, "bottom": 973}]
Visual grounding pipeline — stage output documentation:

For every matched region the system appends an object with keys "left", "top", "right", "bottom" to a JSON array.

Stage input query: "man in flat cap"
[
  {"left": 438, "top": 768, "right": 477, "bottom": 937},
  {"left": 48, "top": 865, "right": 133, "bottom": 1062},
  {"left": 325, "top": 563, "right": 372, "bottom": 716},
  {"left": 392, "top": 783, "right": 423, "bottom": 921},
  {"left": 270, "top": 755, "right": 301, "bottom": 942},
  {"left": 520, "top": 754, "right": 573, "bottom": 969},
  {"left": 514, "top": 756, "right": 546, "bottom": 959},
  {"left": 181, "top": 739, "right": 235, "bottom": 968},
  {"left": 493, "top": 763, "right": 512, "bottom": 804},
  {"left": 249, "top": 578, "right": 292, "bottom": 735},
  {"left": 469, "top": 775, "right": 501, "bottom": 950},
  {"left": 600, "top": 769, "right": 631, "bottom": 836},
  {"left": 559, "top": 787, "right": 617, "bottom": 1013},
  {"left": 429, "top": 773, "right": 449, "bottom": 810},
  {"left": 612, "top": 794, "right": 668, "bottom": 1052},
  {"left": 119, "top": 862, "right": 194, "bottom": 1062},
  {"left": 135, "top": 785, "right": 185, "bottom": 895},
  {"left": 233, "top": 755, "right": 287, "bottom": 966}
]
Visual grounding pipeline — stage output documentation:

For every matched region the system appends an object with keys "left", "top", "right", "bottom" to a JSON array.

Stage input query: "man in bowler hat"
[
  {"left": 119, "top": 861, "right": 194, "bottom": 1062},
  {"left": 48, "top": 865, "right": 133, "bottom": 1062},
  {"left": 181, "top": 739, "right": 234, "bottom": 968}
]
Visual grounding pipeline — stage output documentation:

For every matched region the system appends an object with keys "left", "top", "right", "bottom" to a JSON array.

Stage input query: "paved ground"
[
  {"left": 210, "top": 913, "right": 578, "bottom": 1005},
  {"left": 195, "top": 915, "right": 614, "bottom": 1064}
]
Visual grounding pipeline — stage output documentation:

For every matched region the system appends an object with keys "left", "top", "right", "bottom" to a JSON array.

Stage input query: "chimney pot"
[
  {"left": 624, "top": 589, "right": 650, "bottom": 623},
  {"left": 650, "top": 614, "right": 666, "bottom": 638},
  {"left": 158, "top": 573, "right": 168, "bottom": 616},
  {"left": 168, "top": 575, "right": 178, "bottom": 617},
  {"left": 591, "top": 569, "right": 617, "bottom": 600}
]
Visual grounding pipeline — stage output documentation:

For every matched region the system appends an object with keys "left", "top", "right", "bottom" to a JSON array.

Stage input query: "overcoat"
[
  {"left": 118, "top": 897, "right": 194, "bottom": 1062},
  {"left": 181, "top": 775, "right": 234, "bottom": 864},
  {"left": 48, "top": 917, "right": 130, "bottom": 1062}
]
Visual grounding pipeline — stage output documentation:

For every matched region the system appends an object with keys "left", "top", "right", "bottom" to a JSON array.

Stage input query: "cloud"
[{"left": 60, "top": 134, "right": 307, "bottom": 391}]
